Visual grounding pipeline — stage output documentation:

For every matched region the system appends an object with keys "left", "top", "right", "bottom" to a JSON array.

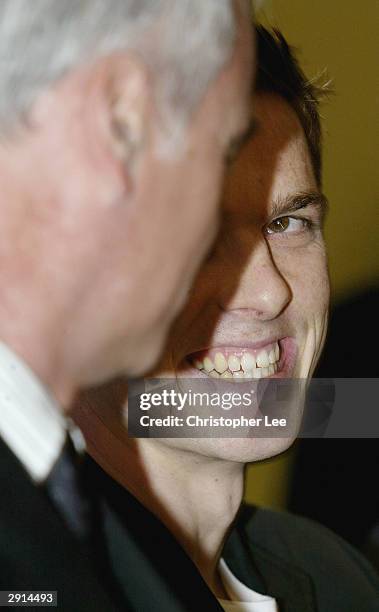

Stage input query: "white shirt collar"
[
  {"left": 218, "top": 558, "right": 278, "bottom": 612},
  {"left": 0, "top": 341, "right": 67, "bottom": 483}
]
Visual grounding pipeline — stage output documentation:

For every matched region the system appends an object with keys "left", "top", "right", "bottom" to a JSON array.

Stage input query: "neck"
[
  {"left": 76, "top": 400, "right": 245, "bottom": 598},
  {"left": 141, "top": 442, "right": 245, "bottom": 597}
]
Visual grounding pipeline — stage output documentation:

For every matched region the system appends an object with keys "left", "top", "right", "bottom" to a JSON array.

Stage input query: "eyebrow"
[
  {"left": 271, "top": 192, "right": 329, "bottom": 220},
  {"left": 225, "top": 117, "right": 260, "bottom": 166}
]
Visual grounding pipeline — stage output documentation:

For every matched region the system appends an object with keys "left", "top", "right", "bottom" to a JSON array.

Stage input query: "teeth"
[
  {"left": 256, "top": 350, "right": 270, "bottom": 368},
  {"left": 228, "top": 355, "right": 241, "bottom": 372},
  {"left": 244, "top": 368, "right": 263, "bottom": 379},
  {"left": 241, "top": 352, "right": 256, "bottom": 371},
  {"left": 232, "top": 371, "right": 245, "bottom": 382},
  {"left": 214, "top": 352, "right": 228, "bottom": 374},
  {"left": 221, "top": 371, "right": 232, "bottom": 378},
  {"left": 209, "top": 370, "right": 220, "bottom": 378},
  {"left": 191, "top": 341, "right": 281, "bottom": 380},
  {"left": 232, "top": 371, "right": 244, "bottom": 378},
  {"left": 203, "top": 357, "right": 215, "bottom": 372}
]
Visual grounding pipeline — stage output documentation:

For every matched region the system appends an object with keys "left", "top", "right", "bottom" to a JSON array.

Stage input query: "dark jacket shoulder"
[{"left": 225, "top": 504, "right": 379, "bottom": 612}]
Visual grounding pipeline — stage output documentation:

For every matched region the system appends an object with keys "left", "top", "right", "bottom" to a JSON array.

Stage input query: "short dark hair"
[{"left": 255, "top": 26, "right": 328, "bottom": 186}]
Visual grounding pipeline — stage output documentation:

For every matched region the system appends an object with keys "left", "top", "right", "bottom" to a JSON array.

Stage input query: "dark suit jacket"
[
  {"left": 0, "top": 438, "right": 124, "bottom": 611},
  {"left": 87, "top": 458, "right": 379, "bottom": 612},
  {"left": 1, "top": 444, "right": 378, "bottom": 612}
]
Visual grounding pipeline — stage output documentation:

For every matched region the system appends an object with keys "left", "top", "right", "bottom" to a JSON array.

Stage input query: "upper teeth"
[
  {"left": 191, "top": 342, "right": 281, "bottom": 380},
  {"left": 228, "top": 355, "right": 240, "bottom": 372},
  {"left": 203, "top": 357, "right": 215, "bottom": 372},
  {"left": 214, "top": 352, "right": 228, "bottom": 374}
]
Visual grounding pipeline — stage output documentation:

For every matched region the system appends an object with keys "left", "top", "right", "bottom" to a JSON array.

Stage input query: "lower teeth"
[{"left": 200, "top": 363, "right": 278, "bottom": 380}]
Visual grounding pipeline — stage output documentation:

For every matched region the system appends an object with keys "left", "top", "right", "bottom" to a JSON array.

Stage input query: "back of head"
[
  {"left": 0, "top": 0, "right": 239, "bottom": 144},
  {"left": 0, "top": 1, "right": 256, "bottom": 396}
]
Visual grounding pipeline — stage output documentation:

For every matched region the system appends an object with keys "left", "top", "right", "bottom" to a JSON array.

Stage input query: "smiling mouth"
[{"left": 187, "top": 340, "right": 284, "bottom": 380}]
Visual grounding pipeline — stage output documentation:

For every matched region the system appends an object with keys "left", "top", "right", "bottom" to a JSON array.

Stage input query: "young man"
[
  {"left": 0, "top": 2, "right": 255, "bottom": 609},
  {"left": 75, "top": 27, "right": 379, "bottom": 611}
]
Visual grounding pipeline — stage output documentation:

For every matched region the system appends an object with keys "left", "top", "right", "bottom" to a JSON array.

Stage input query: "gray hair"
[{"left": 0, "top": 0, "right": 239, "bottom": 150}]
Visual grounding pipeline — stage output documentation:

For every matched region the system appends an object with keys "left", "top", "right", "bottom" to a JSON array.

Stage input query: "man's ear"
[{"left": 103, "top": 55, "right": 152, "bottom": 175}]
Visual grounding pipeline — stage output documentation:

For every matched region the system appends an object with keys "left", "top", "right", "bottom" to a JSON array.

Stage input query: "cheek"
[
  {"left": 302, "top": 260, "right": 329, "bottom": 314},
  {"left": 307, "top": 246, "right": 330, "bottom": 314},
  {"left": 280, "top": 244, "right": 330, "bottom": 376},
  {"left": 277, "top": 240, "right": 330, "bottom": 306},
  {"left": 278, "top": 242, "right": 330, "bottom": 326},
  {"left": 177, "top": 157, "right": 223, "bottom": 257}
]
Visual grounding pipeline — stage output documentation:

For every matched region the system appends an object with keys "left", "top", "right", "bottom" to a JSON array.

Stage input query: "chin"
[
  {"left": 211, "top": 438, "right": 296, "bottom": 464},
  {"left": 161, "top": 436, "right": 296, "bottom": 465}
]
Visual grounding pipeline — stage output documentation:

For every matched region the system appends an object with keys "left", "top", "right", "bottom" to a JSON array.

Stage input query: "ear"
[{"left": 107, "top": 56, "right": 151, "bottom": 173}]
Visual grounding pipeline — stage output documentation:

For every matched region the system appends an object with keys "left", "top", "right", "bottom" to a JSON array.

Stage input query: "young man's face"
[{"left": 151, "top": 93, "right": 330, "bottom": 461}]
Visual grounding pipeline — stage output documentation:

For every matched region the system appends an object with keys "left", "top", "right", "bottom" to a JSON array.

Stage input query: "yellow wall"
[
  {"left": 245, "top": 0, "right": 379, "bottom": 509},
  {"left": 245, "top": 448, "right": 294, "bottom": 510}
]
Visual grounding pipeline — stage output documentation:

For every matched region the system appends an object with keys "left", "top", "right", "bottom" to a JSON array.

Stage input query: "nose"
[{"left": 218, "top": 229, "right": 291, "bottom": 321}]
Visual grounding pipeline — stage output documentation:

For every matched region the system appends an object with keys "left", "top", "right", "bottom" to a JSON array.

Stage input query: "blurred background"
[{"left": 245, "top": 0, "right": 379, "bottom": 567}]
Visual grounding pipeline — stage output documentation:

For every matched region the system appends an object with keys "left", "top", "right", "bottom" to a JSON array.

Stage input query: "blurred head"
[
  {"left": 0, "top": 0, "right": 254, "bottom": 390},
  {"left": 147, "top": 27, "right": 330, "bottom": 462}
]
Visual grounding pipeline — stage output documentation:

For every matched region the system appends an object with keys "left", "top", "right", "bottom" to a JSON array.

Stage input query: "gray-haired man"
[{"left": 0, "top": 2, "right": 254, "bottom": 609}]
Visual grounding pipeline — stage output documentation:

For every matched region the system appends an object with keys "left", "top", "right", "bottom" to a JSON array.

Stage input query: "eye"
[{"left": 265, "top": 216, "right": 309, "bottom": 235}]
